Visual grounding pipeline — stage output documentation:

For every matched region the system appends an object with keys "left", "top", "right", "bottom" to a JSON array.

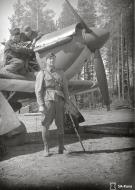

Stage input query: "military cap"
[
  {"left": 23, "top": 25, "right": 32, "bottom": 32},
  {"left": 10, "top": 28, "right": 20, "bottom": 36},
  {"left": 46, "top": 52, "right": 56, "bottom": 60}
]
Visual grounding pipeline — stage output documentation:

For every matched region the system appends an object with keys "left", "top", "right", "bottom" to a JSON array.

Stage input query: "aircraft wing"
[
  {"left": 0, "top": 92, "right": 21, "bottom": 135},
  {"left": 0, "top": 78, "right": 35, "bottom": 92},
  {"left": 0, "top": 78, "right": 98, "bottom": 95},
  {"left": 68, "top": 80, "right": 98, "bottom": 94}
]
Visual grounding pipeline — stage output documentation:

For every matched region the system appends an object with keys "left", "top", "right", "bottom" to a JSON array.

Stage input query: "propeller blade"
[
  {"left": 65, "top": 0, "right": 97, "bottom": 37},
  {"left": 65, "top": 0, "right": 110, "bottom": 110},
  {"left": 94, "top": 50, "right": 110, "bottom": 110}
]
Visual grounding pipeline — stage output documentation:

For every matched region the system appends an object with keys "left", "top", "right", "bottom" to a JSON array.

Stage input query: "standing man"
[{"left": 35, "top": 52, "right": 70, "bottom": 156}]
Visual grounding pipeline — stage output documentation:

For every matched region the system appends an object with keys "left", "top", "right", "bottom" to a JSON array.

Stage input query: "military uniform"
[
  {"left": 23, "top": 25, "right": 43, "bottom": 43},
  {"left": 21, "top": 26, "right": 42, "bottom": 72},
  {"left": 1, "top": 28, "right": 33, "bottom": 75},
  {"left": 35, "top": 54, "right": 69, "bottom": 156},
  {"left": 21, "top": 30, "right": 38, "bottom": 42}
]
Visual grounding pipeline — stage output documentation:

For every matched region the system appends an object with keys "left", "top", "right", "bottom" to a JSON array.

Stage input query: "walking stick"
[{"left": 69, "top": 113, "right": 86, "bottom": 152}]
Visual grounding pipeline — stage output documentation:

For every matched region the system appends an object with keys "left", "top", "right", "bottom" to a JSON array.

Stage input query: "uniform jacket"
[
  {"left": 35, "top": 69, "right": 69, "bottom": 106},
  {"left": 4, "top": 39, "right": 33, "bottom": 64}
]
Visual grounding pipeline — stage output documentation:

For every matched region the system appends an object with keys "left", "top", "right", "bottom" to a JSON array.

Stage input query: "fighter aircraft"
[{"left": 0, "top": 0, "right": 110, "bottom": 137}]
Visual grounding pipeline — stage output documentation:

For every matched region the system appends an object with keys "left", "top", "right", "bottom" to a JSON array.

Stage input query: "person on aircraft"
[
  {"left": 22, "top": 25, "right": 43, "bottom": 45},
  {"left": 21, "top": 25, "right": 43, "bottom": 72},
  {"left": 0, "top": 27, "right": 33, "bottom": 76},
  {"left": 35, "top": 52, "right": 70, "bottom": 157}
]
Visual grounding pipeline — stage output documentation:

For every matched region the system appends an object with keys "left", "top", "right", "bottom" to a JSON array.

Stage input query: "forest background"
[{"left": 0, "top": 0, "right": 134, "bottom": 110}]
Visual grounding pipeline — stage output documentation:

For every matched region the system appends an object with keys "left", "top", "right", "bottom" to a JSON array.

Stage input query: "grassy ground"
[{"left": 0, "top": 109, "right": 135, "bottom": 190}]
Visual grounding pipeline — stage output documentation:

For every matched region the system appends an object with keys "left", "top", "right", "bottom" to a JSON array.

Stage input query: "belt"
[
  {"left": 46, "top": 88, "right": 62, "bottom": 91},
  {"left": 46, "top": 87, "right": 55, "bottom": 90},
  {"left": 46, "top": 89, "right": 64, "bottom": 98}
]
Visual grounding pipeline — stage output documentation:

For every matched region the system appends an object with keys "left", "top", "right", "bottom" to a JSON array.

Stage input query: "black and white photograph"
[{"left": 0, "top": 0, "right": 134, "bottom": 189}]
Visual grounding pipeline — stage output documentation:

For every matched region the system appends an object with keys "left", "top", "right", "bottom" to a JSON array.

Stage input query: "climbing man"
[{"left": 0, "top": 27, "right": 33, "bottom": 77}]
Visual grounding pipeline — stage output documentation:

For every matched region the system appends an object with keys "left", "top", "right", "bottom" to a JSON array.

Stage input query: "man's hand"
[
  {"left": 64, "top": 102, "right": 70, "bottom": 114},
  {"left": 39, "top": 105, "right": 45, "bottom": 113}
]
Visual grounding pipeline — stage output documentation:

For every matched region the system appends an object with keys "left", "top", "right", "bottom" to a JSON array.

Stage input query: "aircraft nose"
[{"left": 82, "top": 28, "right": 109, "bottom": 51}]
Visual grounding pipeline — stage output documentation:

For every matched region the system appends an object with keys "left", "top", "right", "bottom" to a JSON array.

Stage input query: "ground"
[{"left": 0, "top": 109, "right": 135, "bottom": 190}]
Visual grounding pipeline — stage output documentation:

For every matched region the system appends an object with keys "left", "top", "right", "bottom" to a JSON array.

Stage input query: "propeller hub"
[{"left": 82, "top": 28, "right": 109, "bottom": 51}]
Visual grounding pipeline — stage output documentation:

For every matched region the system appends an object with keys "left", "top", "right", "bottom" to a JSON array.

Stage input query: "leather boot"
[
  {"left": 42, "top": 128, "right": 50, "bottom": 157},
  {"left": 58, "top": 134, "right": 64, "bottom": 154},
  {"left": 43, "top": 143, "right": 49, "bottom": 157}
]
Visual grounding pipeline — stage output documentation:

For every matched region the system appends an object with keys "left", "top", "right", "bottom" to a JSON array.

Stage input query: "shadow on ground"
[
  {"left": 0, "top": 182, "right": 110, "bottom": 190},
  {"left": 67, "top": 147, "right": 135, "bottom": 157},
  {"left": 2, "top": 132, "right": 135, "bottom": 161}
]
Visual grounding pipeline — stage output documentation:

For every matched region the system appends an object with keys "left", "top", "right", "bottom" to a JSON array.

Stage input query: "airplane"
[{"left": 0, "top": 0, "right": 110, "bottom": 145}]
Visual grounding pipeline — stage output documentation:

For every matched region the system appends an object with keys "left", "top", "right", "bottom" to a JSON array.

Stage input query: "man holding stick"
[{"left": 35, "top": 52, "right": 70, "bottom": 156}]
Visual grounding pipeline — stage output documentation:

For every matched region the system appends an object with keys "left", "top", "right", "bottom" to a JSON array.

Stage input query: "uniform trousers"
[
  {"left": 1, "top": 58, "right": 26, "bottom": 75},
  {"left": 41, "top": 96, "right": 64, "bottom": 135}
]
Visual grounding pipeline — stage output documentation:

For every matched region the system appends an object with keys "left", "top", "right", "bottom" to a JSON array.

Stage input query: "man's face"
[
  {"left": 12, "top": 34, "right": 20, "bottom": 42},
  {"left": 24, "top": 30, "right": 32, "bottom": 38},
  {"left": 46, "top": 56, "right": 56, "bottom": 70}
]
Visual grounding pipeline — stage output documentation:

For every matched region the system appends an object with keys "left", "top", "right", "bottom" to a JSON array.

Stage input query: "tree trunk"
[
  {"left": 111, "top": 40, "right": 114, "bottom": 91},
  {"left": 125, "top": 11, "right": 130, "bottom": 103},
  {"left": 121, "top": 13, "right": 124, "bottom": 100},
  {"left": 117, "top": 29, "right": 121, "bottom": 99},
  {"left": 133, "top": 0, "right": 135, "bottom": 107},
  {"left": 36, "top": 0, "right": 39, "bottom": 31}
]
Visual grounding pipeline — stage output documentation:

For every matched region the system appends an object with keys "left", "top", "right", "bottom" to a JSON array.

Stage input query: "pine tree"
[
  {"left": 24, "top": 0, "right": 56, "bottom": 33},
  {"left": 9, "top": 0, "right": 56, "bottom": 34},
  {"left": 58, "top": 1, "right": 76, "bottom": 29},
  {"left": 77, "top": 0, "right": 96, "bottom": 82},
  {"left": 9, "top": 0, "right": 26, "bottom": 29},
  {"left": 77, "top": 0, "right": 96, "bottom": 27},
  {"left": 96, "top": 0, "right": 134, "bottom": 105}
]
